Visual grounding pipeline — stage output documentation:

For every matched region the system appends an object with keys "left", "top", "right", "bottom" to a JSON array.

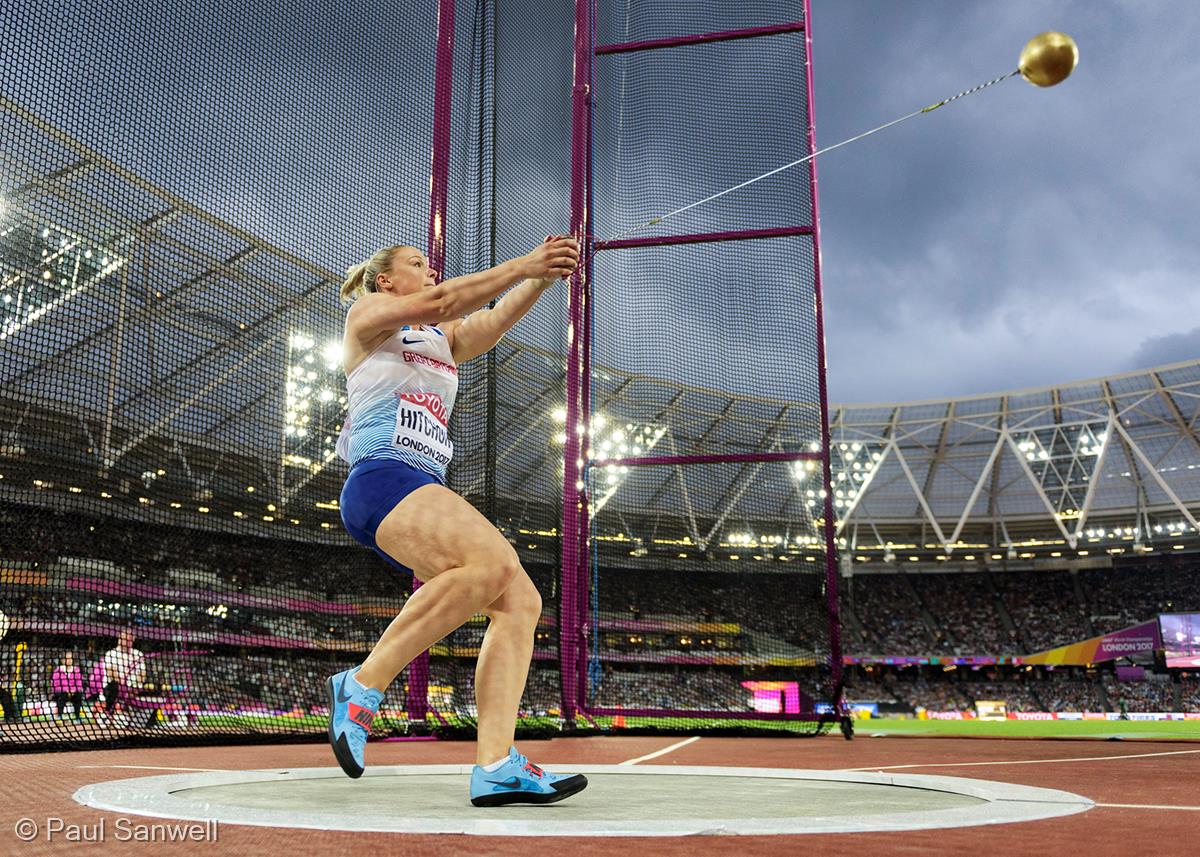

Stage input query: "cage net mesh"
[{"left": 0, "top": 0, "right": 838, "bottom": 750}]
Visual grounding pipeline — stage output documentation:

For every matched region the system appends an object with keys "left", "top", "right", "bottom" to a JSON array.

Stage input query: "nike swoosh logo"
[
  {"left": 486, "top": 777, "right": 523, "bottom": 789},
  {"left": 336, "top": 675, "right": 354, "bottom": 704},
  {"left": 402, "top": 336, "right": 423, "bottom": 345}
]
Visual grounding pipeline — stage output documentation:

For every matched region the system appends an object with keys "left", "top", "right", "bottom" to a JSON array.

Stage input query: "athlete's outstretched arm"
[
  {"left": 348, "top": 238, "right": 578, "bottom": 342},
  {"left": 448, "top": 278, "right": 554, "bottom": 364},
  {"left": 447, "top": 237, "right": 579, "bottom": 364}
]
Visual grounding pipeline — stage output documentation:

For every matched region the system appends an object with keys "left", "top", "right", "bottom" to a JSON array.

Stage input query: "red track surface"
[{"left": 2, "top": 735, "right": 1196, "bottom": 855}]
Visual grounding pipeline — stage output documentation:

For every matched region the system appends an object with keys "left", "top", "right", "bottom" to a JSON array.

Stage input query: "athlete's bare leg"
[
  {"left": 472, "top": 572, "right": 542, "bottom": 765},
  {"left": 354, "top": 484, "right": 539, "bottom": 765}
]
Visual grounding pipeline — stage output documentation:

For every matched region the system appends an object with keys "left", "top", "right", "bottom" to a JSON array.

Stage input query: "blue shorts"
[{"left": 340, "top": 458, "right": 443, "bottom": 576}]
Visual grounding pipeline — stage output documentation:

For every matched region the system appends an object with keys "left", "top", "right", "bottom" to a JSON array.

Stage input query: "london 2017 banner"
[{"left": 1020, "top": 619, "right": 1162, "bottom": 666}]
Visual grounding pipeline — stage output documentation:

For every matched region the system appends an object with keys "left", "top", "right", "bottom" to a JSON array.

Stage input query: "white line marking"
[
  {"left": 78, "top": 765, "right": 234, "bottom": 773},
  {"left": 839, "top": 747, "right": 1200, "bottom": 772},
  {"left": 1096, "top": 803, "right": 1200, "bottom": 812},
  {"left": 619, "top": 736, "right": 701, "bottom": 765}
]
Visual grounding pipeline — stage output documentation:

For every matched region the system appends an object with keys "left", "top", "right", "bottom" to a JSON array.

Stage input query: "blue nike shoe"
[
  {"left": 326, "top": 666, "right": 383, "bottom": 779},
  {"left": 469, "top": 745, "right": 588, "bottom": 807}
]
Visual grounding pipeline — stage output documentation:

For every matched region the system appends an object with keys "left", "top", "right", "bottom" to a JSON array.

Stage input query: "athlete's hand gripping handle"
[{"left": 520, "top": 236, "right": 579, "bottom": 283}]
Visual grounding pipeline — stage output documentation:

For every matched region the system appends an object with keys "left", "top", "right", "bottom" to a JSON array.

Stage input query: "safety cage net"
[{"left": 0, "top": 0, "right": 840, "bottom": 751}]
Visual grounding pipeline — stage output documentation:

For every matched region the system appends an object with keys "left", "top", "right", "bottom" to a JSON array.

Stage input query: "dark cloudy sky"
[{"left": 810, "top": 1, "right": 1200, "bottom": 402}]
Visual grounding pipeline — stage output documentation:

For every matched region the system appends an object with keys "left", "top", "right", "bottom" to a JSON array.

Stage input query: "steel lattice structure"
[{"left": 831, "top": 364, "right": 1200, "bottom": 562}]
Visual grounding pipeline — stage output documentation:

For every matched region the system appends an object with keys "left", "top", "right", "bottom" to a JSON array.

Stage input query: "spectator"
[
  {"left": 84, "top": 656, "right": 107, "bottom": 708},
  {"left": 51, "top": 651, "right": 84, "bottom": 720},
  {"left": 0, "top": 643, "right": 20, "bottom": 724},
  {"left": 100, "top": 630, "right": 147, "bottom": 726}
]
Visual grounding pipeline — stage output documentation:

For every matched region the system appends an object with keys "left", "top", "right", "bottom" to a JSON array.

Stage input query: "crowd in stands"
[
  {"left": 1082, "top": 559, "right": 1200, "bottom": 635},
  {"left": 521, "top": 666, "right": 562, "bottom": 714},
  {"left": 591, "top": 665, "right": 750, "bottom": 711},
  {"left": 0, "top": 644, "right": 766, "bottom": 728},
  {"left": 1085, "top": 566, "right": 1170, "bottom": 633},
  {"left": 909, "top": 574, "right": 1018, "bottom": 654},
  {"left": 1103, "top": 676, "right": 1176, "bottom": 712},
  {"left": 1181, "top": 678, "right": 1200, "bottom": 710},
  {"left": 869, "top": 673, "right": 974, "bottom": 711},
  {"left": 0, "top": 643, "right": 357, "bottom": 719},
  {"left": 425, "top": 664, "right": 562, "bottom": 717},
  {"left": 846, "top": 555, "right": 1200, "bottom": 656},
  {"left": 0, "top": 507, "right": 399, "bottom": 600},
  {"left": 846, "top": 667, "right": 1200, "bottom": 714},
  {"left": 5, "top": 636, "right": 1199, "bottom": 736},
  {"left": 10, "top": 508, "right": 1200, "bottom": 662},
  {"left": 956, "top": 682, "right": 1044, "bottom": 712},
  {"left": 191, "top": 654, "right": 344, "bottom": 713},
  {"left": 4, "top": 505, "right": 1200, "bottom": 736},
  {"left": 2, "top": 592, "right": 395, "bottom": 646},
  {"left": 1038, "top": 675, "right": 1108, "bottom": 712},
  {"left": 595, "top": 568, "right": 827, "bottom": 652},
  {"left": 426, "top": 664, "right": 787, "bottom": 718},
  {"left": 989, "top": 570, "right": 1092, "bottom": 651},
  {"left": 846, "top": 575, "right": 943, "bottom": 653}
]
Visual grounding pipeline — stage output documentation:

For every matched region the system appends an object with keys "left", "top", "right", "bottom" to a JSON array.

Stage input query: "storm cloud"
[{"left": 811, "top": 1, "right": 1200, "bottom": 401}]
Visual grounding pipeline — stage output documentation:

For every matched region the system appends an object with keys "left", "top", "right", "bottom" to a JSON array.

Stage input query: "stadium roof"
[{"left": 830, "top": 361, "right": 1200, "bottom": 557}]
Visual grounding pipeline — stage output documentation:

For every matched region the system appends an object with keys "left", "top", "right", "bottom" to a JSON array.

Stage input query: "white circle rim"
[{"left": 73, "top": 764, "right": 1093, "bottom": 836}]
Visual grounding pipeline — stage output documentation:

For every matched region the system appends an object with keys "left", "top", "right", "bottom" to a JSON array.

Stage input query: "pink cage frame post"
[
  {"left": 406, "top": 0, "right": 458, "bottom": 727},
  {"left": 558, "top": 0, "right": 596, "bottom": 726},
  {"left": 563, "top": 0, "right": 844, "bottom": 725}
]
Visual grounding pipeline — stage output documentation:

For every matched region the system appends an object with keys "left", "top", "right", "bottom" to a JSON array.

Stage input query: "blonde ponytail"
[
  {"left": 339, "top": 245, "right": 409, "bottom": 303},
  {"left": 339, "top": 261, "right": 369, "bottom": 303}
]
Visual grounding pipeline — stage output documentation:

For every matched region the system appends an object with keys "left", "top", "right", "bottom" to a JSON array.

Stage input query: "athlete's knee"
[
  {"left": 491, "top": 550, "right": 523, "bottom": 595},
  {"left": 512, "top": 583, "right": 542, "bottom": 625},
  {"left": 520, "top": 578, "right": 543, "bottom": 620},
  {"left": 484, "top": 568, "right": 542, "bottom": 623},
  {"left": 461, "top": 542, "right": 519, "bottom": 603}
]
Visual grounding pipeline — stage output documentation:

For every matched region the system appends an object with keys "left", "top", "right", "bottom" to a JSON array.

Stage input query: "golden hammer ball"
[{"left": 1019, "top": 31, "right": 1079, "bottom": 87}]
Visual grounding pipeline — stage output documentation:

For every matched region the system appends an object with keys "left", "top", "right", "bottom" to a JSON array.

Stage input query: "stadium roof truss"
[
  {"left": 0, "top": 95, "right": 342, "bottom": 514},
  {"left": 832, "top": 368, "right": 1200, "bottom": 554}
]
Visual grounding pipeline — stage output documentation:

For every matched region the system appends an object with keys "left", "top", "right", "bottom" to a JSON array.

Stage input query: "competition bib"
[{"left": 393, "top": 391, "right": 453, "bottom": 469}]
